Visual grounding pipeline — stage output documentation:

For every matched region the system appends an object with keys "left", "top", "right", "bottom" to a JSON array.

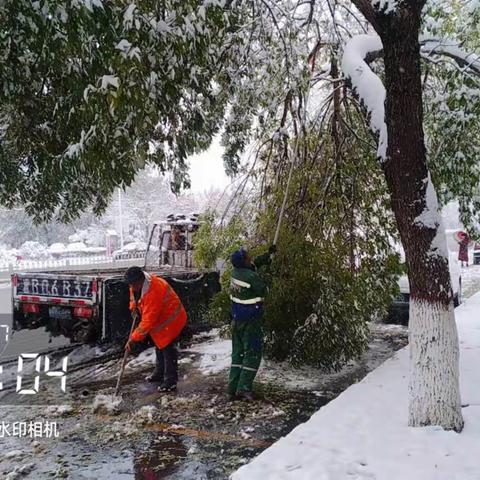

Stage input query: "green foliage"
[
  {"left": 422, "top": 1, "right": 480, "bottom": 233},
  {"left": 201, "top": 268, "right": 233, "bottom": 326},
  {"left": 263, "top": 231, "right": 401, "bottom": 369},
  {"left": 193, "top": 211, "right": 246, "bottom": 325},
  {"left": 193, "top": 210, "right": 246, "bottom": 269},
  {"left": 0, "top": 0, "right": 235, "bottom": 221}
]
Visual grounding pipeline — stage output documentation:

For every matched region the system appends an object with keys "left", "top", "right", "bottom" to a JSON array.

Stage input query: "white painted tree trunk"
[{"left": 408, "top": 299, "right": 464, "bottom": 431}]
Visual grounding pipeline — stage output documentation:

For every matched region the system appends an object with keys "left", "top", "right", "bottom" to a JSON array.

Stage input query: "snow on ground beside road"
[
  {"left": 192, "top": 324, "right": 408, "bottom": 391},
  {"left": 232, "top": 296, "right": 480, "bottom": 480},
  {"left": 459, "top": 264, "right": 480, "bottom": 299},
  {"left": 125, "top": 345, "right": 156, "bottom": 369},
  {"left": 187, "top": 330, "right": 231, "bottom": 375}
]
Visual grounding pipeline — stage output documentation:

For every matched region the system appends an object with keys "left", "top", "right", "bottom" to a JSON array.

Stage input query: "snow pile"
[
  {"left": 92, "top": 394, "right": 123, "bottom": 415},
  {"left": 46, "top": 404, "right": 74, "bottom": 416},
  {"left": 125, "top": 346, "right": 156, "bottom": 369},
  {"left": 133, "top": 405, "right": 156, "bottom": 425},
  {"left": 257, "top": 359, "right": 322, "bottom": 391},
  {"left": 342, "top": 34, "right": 388, "bottom": 160},
  {"left": 187, "top": 333, "right": 231, "bottom": 375},
  {"left": 3, "top": 450, "right": 24, "bottom": 460},
  {"left": 413, "top": 174, "right": 448, "bottom": 259},
  {"left": 5, "top": 463, "right": 35, "bottom": 480},
  {"left": 67, "top": 344, "right": 102, "bottom": 363},
  {"left": 179, "top": 355, "right": 194, "bottom": 364},
  {"left": 232, "top": 294, "right": 480, "bottom": 480},
  {"left": 66, "top": 241, "right": 87, "bottom": 253},
  {"left": 48, "top": 242, "right": 66, "bottom": 255}
]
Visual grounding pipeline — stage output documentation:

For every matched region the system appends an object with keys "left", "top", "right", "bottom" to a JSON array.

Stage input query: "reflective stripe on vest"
[
  {"left": 231, "top": 278, "right": 251, "bottom": 288},
  {"left": 230, "top": 295, "right": 264, "bottom": 305},
  {"left": 161, "top": 286, "right": 174, "bottom": 307},
  {"left": 151, "top": 303, "right": 183, "bottom": 335}
]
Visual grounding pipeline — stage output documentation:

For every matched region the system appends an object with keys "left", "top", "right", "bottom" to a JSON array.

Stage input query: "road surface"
[{"left": 0, "top": 284, "right": 70, "bottom": 361}]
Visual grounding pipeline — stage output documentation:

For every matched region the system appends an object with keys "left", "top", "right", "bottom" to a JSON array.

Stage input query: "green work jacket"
[{"left": 230, "top": 252, "right": 271, "bottom": 304}]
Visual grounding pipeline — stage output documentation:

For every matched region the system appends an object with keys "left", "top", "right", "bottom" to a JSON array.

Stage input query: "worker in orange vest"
[{"left": 124, "top": 266, "right": 187, "bottom": 392}]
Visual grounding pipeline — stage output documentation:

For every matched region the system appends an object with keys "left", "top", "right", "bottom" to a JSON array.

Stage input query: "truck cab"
[{"left": 145, "top": 213, "right": 200, "bottom": 269}]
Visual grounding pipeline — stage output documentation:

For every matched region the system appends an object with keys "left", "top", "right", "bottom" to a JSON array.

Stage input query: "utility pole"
[{"left": 118, "top": 188, "right": 124, "bottom": 249}]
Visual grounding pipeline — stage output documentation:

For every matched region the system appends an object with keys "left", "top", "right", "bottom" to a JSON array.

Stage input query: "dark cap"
[
  {"left": 231, "top": 248, "right": 248, "bottom": 268},
  {"left": 124, "top": 266, "right": 145, "bottom": 284}
]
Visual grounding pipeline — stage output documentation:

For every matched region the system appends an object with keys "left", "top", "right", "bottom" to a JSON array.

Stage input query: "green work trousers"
[{"left": 228, "top": 317, "right": 263, "bottom": 394}]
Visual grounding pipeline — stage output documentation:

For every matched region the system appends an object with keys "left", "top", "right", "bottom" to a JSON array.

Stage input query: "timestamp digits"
[{"left": 0, "top": 354, "right": 69, "bottom": 394}]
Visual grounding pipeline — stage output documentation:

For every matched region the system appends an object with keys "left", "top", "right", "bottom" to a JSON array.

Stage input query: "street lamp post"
[{"left": 118, "top": 188, "right": 124, "bottom": 249}]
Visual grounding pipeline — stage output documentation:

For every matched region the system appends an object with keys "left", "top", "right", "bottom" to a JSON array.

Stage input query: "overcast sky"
[{"left": 187, "top": 136, "right": 230, "bottom": 193}]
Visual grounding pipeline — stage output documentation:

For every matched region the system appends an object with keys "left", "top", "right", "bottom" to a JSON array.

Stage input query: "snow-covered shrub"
[
  {"left": 19, "top": 241, "right": 50, "bottom": 260},
  {"left": 66, "top": 242, "right": 87, "bottom": 253},
  {"left": 69, "top": 225, "right": 107, "bottom": 247},
  {"left": 49, "top": 243, "right": 66, "bottom": 256}
]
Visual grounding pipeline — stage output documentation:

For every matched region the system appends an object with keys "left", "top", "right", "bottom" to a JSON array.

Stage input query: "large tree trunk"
[{"left": 380, "top": 13, "right": 464, "bottom": 431}]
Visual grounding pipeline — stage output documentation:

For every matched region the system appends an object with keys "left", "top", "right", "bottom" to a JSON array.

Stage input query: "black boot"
[
  {"left": 237, "top": 391, "right": 255, "bottom": 402},
  {"left": 162, "top": 342, "right": 178, "bottom": 385},
  {"left": 157, "top": 381, "right": 177, "bottom": 392}
]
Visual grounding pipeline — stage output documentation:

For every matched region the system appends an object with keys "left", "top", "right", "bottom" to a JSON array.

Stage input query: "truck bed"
[{"left": 26, "top": 265, "right": 205, "bottom": 278}]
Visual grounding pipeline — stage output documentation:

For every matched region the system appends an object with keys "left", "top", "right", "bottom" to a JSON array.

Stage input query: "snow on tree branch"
[
  {"left": 371, "top": 0, "right": 398, "bottom": 14},
  {"left": 413, "top": 174, "right": 448, "bottom": 259},
  {"left": 341, "top": 34, "right": 388, "bottom": 160},
  {"left": 420, "top": 37, "right": 480, "bottom": 75}
]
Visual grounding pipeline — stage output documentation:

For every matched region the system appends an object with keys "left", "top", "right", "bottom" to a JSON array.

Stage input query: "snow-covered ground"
[
  {"left": 232, "top": 295, "right": 480, "bottom": 480},
  {"left": 0, "top": 318, "right": 410, "bottom": 479},
  {"left": 186, "top": 329, "right": 232, "bottom": 375},
  {"left": 459, "top": 263, "right": 480, "bottom": 299}
]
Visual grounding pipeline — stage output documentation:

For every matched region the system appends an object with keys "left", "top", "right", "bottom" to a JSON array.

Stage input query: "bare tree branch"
[{"left": 350, "top": 0, "right": 382, "bottom": 33}]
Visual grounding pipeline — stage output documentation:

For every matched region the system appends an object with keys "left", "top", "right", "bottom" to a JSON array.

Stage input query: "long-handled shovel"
[{"left": 114, "top": 309, "right": 139, "bottom": 397}]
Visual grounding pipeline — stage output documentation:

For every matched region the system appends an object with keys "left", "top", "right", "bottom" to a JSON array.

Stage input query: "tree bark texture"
[{"left": 379, "top": 9, "right": 463, "bottom": 431}]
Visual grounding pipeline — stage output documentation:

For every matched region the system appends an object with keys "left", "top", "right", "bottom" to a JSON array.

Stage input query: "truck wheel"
[{"left": 72, "top": 320, "right": 97, "bottom": 343}]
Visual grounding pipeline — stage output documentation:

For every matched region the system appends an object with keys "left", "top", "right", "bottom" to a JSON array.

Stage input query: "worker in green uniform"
[{"left": 228, "top": 245, "right": 276, "bottom": 401}]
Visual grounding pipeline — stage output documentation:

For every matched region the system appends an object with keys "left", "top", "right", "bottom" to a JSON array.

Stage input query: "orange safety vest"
[{"left": 129, "top": 275, "right": 187, "bottom": 349}]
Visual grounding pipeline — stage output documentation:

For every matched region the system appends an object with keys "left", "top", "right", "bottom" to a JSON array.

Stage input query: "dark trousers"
[{"left": 154, "top": 342, "right": 178, "bottom": 384}]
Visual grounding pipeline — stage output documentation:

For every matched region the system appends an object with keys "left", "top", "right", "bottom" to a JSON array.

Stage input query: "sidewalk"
[{"left": 232, "top": 295, "right": 480, "bottom": 480}]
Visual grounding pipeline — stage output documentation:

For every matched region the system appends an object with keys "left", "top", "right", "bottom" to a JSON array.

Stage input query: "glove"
[
  {"left": 268, "top": 244, "right": 277, "bottom": 255},
  {"left": 132, "top": 308, "right": 141, "bottom": 322}
]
